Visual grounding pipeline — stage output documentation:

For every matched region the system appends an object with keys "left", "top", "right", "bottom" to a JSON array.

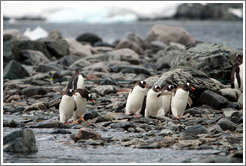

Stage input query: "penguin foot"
[
  {"left": 133, "top": 114, "right": 142, "bottom": 118},
  {"left": 80, "top": 118, "right": 86, "bottom": 122},
  {"left": 73, "top": 120, "right": 79, "bottom": 124},
  {"left": 65, "top": 122, "right": 71, "bottom": 125}
]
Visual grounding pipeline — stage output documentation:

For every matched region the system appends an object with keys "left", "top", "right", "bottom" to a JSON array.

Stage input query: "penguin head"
[
  {"left": 138, "top": 81, "right": 149, "bottom": 89},
  {"left": 167, "top": 85, "right": 175, "bottom": 91},
  {"left": 64, "top": 89, "right": 75, "bottom": 96},
  {"left": 183, "top": 82, "right": 195, "bottom": 91},
  {"left": 152, "top": 85, "right": 161, "bottom": 92},
  {"left": 236, "top": 53, "right": 243, "bottom": 63},
  {"left": 75, "top": 89, "right": 94, "bottom": 103}
]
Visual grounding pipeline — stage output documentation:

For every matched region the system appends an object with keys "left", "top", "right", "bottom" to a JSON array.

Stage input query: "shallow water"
[
  {"left": 3, "top": 127, "right": 220, "bottom": 163},
  {"left": 3, "top": 20, "right": 243, "bottom": 50}
]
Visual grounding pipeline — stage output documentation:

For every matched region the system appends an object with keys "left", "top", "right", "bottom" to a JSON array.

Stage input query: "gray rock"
[
  {"left": 146, "top": 25, "right": 195, "bottom": 46},
  {"left": 152, "top": 66, "right": 220, "bottom": 99},
  {"left": 219, "top": 88, "right": 241, "bottom": 102},
  {"left": 86, "top": 48, "right": 141, "bottom": 65},
  {"left": 197, "top": 90, "right": 229, "bottom": 109},
  {"left": 150, "top": 41, "right": 168, "bottom": 52},
  {"left": 74, "top": 128, "right": 102, "bottom": 142},
  {"left": 65, "top": 38, "right": 92, "bottom": 58},
  {"left": 21, "top": 87, "right": 48, "bottom": 97},
  {"left": 217, "top": 118, "right": 237, "bottom": 131},
  {"left": 83, "top": 62, "right": 110, "bottom": 73},
  {"left": 36, "top": 64, "right": 61, "bottom": 73},
  {"left": 110, "top": 65, "right": 151, "bottom": 76},
  {"left": 184, "top": 124, "right": 209, "bottom": 136},
  {"left": 11, "top": 40, "right": 69, "bottom": 60},
  {"left": 238, "top": 93, "right": 243, "bottom": 109},
  {"left": 3, "top": 60, "right": 30, "bottom": 79},
  {"left": 54, "top": 55, "right": 80, "bottom": 68},
  {"left": 3, "top": 29, "right": 29, "bottom": 42},
  {"left": 116, "top": 39, "right": 144, "bottom": 55},
  {"left": 29, "top": 120, "right": 69, "bottom": 128},
  {"left": 127, "top": 33, "right": 151, "bottom": 50},
  {"left": 184, "top": 107, "right": 208, "bottom": 116},
  {"left": 171, "top": 42, "right": 239, "bottom": 81},
  {"left": 19, "top": 50, "right": 50, "bottom": 66},
  {"left": 3, "top": 129, "right": 38, "bottom": 153},
  {"left": 69, "top": 58, "right": 91, "bottom": 70},
  {"left": 92, "top": 85, "right": 116, "bottom": 96},
  {"left": 84, "top": 110, "right": 99, "bottom": 120},
  {"left": 155, "top": 50, "right": 181, "bottom": 70},
  {"left": 46, "top": 29, "right": 63, "bottom": 41}
]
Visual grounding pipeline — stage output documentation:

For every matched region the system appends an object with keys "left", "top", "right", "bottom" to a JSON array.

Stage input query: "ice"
[{"left": 23, "top": 26, "right": 48, "bottom": 40}]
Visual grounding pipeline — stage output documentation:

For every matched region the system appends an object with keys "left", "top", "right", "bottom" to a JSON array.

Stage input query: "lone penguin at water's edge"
[
  {"left": 73, "top": 89, "right": 94, "bottom": 123},
  {"left": 231, "top": 53, "right": 243, "bottom": 92},
  {"left": 171, "top": 82, "right": 195, "bottom": 119},
  {"left": 125, "top": 81, "right": 149, "bottom": 117},
  {"left": 59, "top": 89, "right": 76, "bottom": 124}
]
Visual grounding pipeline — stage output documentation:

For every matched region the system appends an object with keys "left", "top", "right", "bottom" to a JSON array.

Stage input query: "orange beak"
[
  {"left": 73, "top": 93, "right": 77, "bottom": 96},
  {"left": 145, "top": 85, "right": 149, "bottom": 88},
  {"left": 191, "top": 86, "right": 195, "bottom": 90},
  {"left": 90, "top": 99, "right": 94, "bottom": 104}
]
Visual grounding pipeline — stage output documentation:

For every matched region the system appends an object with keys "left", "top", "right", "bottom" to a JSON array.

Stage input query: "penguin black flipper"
[
  {"left": 74, "top": 100, "right": 77, "bottom": 111},
  {"left": 235, "top": 66, "right": 241, "bottom": 89},
  {"left": 140, "top": 95, "right": 147, "bottom": 116}
]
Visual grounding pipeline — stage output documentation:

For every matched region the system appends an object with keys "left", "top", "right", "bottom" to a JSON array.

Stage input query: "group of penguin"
[
  {"left": 59, "top": 53, "right": 243, "bottom": 124},
  {"left": 125, "top": 81, "right": 195, "bottom": 119}
]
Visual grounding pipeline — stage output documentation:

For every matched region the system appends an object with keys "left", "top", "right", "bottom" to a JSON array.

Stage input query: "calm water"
[{"left": 3, "top": 20, "right": 243, "bottom": 50}]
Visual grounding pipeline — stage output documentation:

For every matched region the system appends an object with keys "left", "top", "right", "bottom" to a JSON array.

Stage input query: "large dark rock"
[
  {"left": 74, "top": 128, "right": 102, "bottom": 142},
  {"left": 174, "top": 3, "right": 243, "bottom": 20},
  {"left": 11, "top": 40, "right": 69, "bottom": 60},
  {"left": 3, "top": 129, "right": 38, "bottom": 153},
  {"left": 76, "top": 33, "right": 102, "bottom": 45},
  {"left": 3, "top": 60, "right": 30, "bottom": 79},
  {"left": 217, "top": 118, "right": 237, "bottom": 131},
  {"left": 18, "top": 50, "right": 50, "bottom": 66},
  {"left": 171, "top": 42, "right": 239, "bottom": 83},
  {"left": 21, "top": 87, "right": 48, "bottom": 97},
  {"left": 197, "top": 90, "right": 229, "bottom": 109},
  {"left": 146, "top": 25, "right": 195, "bottom": 46},
  {"left": 148, "top": 66, "right": 220, "bottom": 101}
]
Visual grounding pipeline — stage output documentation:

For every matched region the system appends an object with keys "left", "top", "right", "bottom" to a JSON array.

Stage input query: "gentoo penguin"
[
  {"left": 231, "top": 53, "right": 243, "bottom": 92},
  {"left": 161, "top": 85, "right": 175, "bottom": 116},
  {"left": 67, "top": 68, "right": 85, "bottom": 90},
  {"left": 171, "top": 82, "right": 195, "bottom": 119},
  {"left": 59, "top": 89, "right": 76, "bottom": 124},
  {"left": 73, "top": 89, "right": 94, "bottom": 123},
  {"left": 145, "top": 85, "right": 163, "bottom": 117},
  {"left": 125, "top": 81, "right": 149, "bottom": 117}
]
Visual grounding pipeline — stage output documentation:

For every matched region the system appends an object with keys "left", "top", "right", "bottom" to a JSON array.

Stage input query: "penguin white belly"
[
  {"left": 171, "top": 90, "right": 189, "bottom": 118},
  {"left": 77, "top": 75, "right": 85, "bottom": 89},
  {"left": 162, "top": 95, "right": 172, "bottom": 115},
  {"left": 145, "top": 91, "right": 162, "bottom": 117},
  {"left": 73, "top": 96, "right": 86, "bottom": 119},
  {"left": 125, "top": 90, "right": 145, "bottom": 115},
  {"left": 239, "top": 64, "right": 243, "bottom": 92},
  {"left": 59, "top": 95, "right": 75, "bottom": 123}
]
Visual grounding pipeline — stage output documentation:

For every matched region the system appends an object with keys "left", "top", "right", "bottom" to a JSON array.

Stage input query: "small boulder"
[
  {"left": 74, "top": 128, "right": 102, "bottom": 142},
  {"left": 36, "top": 64, "right": 61, "bottom": 73},
  {"left": 116, "top": 39, "right": 144, "bottom": 55},
  {"left": 217, "top": 118, "right": 237, "bottom": 131},
  {"left": 3, "top": 60, "right": 30, "bottom": 79},
  {"left": 197, "top": 90, "right": 229, "bottom": 109},
  {"left": 184, "top": 124, "right": 209, "bottom": 136},
  {"left": 18, "top": 50, "right": 50, "bottom": 66},
  {"left": 3, "top": 129, "right": 38, "bottom": 153},
  {"left": 76, "top": 33, "right": 102, "bottom": 45},
  {"left": 219, "top": 88, "right": 241, "bottom": 102},
  {"left": 21, "top": 87, "right": 48, "bottom": 97},
  {"left": 92, "top": 85, "right": 116, "bottom": 96},
  {"left": 46, "top": 29, "right": 63, "bottom": 41},
  {"left": 65, "top": 38, "right": 92, "bottom": 58},
  {"left": 83, "top": 62, "right": 110, "bottom": 73},
  {"left": 146, "top": 25, "right": 195, "bottom": 46}
]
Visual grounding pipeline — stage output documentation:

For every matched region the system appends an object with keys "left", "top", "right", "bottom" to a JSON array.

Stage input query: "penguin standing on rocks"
[
  {"left": 73, "top": 89, "right": 94, "bottom": 123},
  {"left": 59, "top": 89, "right": 76, "bottom": 124},
  {"left": 67, "top": 68, "right": 85, "bottom": 90},
  {"left": 125, "top": 81, "right": 149, "bottom": 117},
  {"left": 171, "top": 83, "right": 195, "bottom": 119},
  {"left": 161, "top": 85, "right": 175, "bottom": 116},
  {"left": 231, "top": 53, "right": 243, "bottom": 92},
  {"left": 145, "top": 85, "right": 165, "bottom": 117}
]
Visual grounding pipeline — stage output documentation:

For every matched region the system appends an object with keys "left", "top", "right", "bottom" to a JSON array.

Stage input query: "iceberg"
[{"left": 24, "top": 26, "right": 48, "bottom": 40}]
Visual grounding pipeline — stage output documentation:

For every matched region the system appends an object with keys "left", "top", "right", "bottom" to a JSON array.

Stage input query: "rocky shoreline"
[{"left": 3, "top": 24, "right": 243, "bottom": 163}]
